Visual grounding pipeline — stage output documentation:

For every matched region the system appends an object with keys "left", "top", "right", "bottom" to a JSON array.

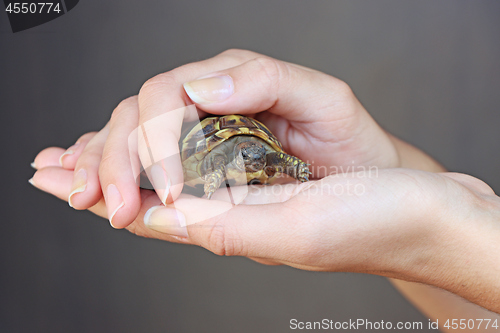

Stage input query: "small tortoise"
[{"left": 181, "top": 115, "right": 310, "bottom": 199}]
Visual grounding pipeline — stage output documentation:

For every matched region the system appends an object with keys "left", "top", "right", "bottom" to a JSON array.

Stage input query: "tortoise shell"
[{"left": 181, "top": 115, "right": 284, "bottom": 186}]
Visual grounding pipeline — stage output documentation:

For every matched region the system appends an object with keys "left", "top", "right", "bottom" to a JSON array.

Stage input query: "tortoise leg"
[
  {"left": 203, "top": 154, "right": 228, "bottom": 199},
  {"left": 265, "top": 152, "right": 311, "bottom": 182}
]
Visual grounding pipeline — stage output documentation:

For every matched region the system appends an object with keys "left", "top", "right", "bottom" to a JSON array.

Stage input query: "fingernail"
[
  {"left": 59, "top": 143, "right": 80, "bottom": 166},
  {"left": 150, "top": 164, "right": 171, "bottom": 205},
  {"left": 30, "top": 161, "right": 37, "bottom": 169},
  {"left": 144, "top": 206, "right": 188, "bottom": 238},
  {"left": 105, "top": 184, "right": 125, "bottom": 228},
  {"left": 68, "top": 169, "right": 87, "bottom": 208},
  {"left": 28, "top": 177, "right": 36, "bottom": 186},
  {"left": 59, "top": 150, "right": 74, "bottom": 166},
  {"left": 183, "top": 75, "right": 234, "bottom": 104}
]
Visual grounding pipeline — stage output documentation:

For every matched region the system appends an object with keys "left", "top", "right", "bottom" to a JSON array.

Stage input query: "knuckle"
[
  {"left": 140, "top": 72, "right": 178, "bottom": 94},
  {"left": 110, "top": 96, "right": 137, "bottom": 124},
  {"left": 98, "top": 149, "right": 121, "bottom": 178},
  {"left": 77, "top": 149, "right": 102, "bottom": 168},
  {"left": 327, "top": 76, "right": 354, "bottom": 99},
  {"left": 205, "top": 220, "right": 245, "bottom": 257},
  {"left": 126, "top": 222, "right": 149, "bottom": 238},
  {"left": 117, "top": 96, "right": 138, "bottom": 114},
  {"left": 118, "top": 95, "right": 138, "bottom": 107},
  {"left": 76, "top": 131, "right": 98, "bottom": 143},
  {"left": 252, "top": 57, "right": 288, "bottom": 95},
  {"left": 138, "top": 73, "right": 180, "bottom": 115},
  {"left": 219, "top": 48, "right": 244, "bottom": 56},
  {"left": 253, "top": 56, "right": 281, "bottom": 81},
  {"left": 125, "top": 222, "right": 139, "bottom": 236},
  {"left": 218, "top": 48, "right": 257, "bottom": 61}
]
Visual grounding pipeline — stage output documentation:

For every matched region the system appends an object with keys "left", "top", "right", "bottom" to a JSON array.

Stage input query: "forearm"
[
  {"left": 387, "top": 133, "right": 500, "bottom": 327},
  {"left": 390, "top": 211, "right": 500, "bottom": 329},
  {"left": 391, "top": 280, "right": 500, "bottom": 331},
  {"left": 389, "top": 134, "right": 447, "bottom": 173}
]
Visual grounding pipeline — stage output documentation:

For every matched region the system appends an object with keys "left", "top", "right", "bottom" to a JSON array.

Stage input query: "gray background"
[{"left": 1, "top": 1, "right": 499, "bottom": 332}]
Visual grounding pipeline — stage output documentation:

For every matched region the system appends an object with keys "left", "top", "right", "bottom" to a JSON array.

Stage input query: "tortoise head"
[{"left": 234, "top": 141, "right": 267, "bottom": 173}]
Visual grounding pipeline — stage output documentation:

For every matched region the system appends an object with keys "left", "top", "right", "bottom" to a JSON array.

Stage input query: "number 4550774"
[
  {"left": 5, "top": 3, "right": 61, "bottom": 14},
  {"left": 443, "top": 319, "right": 498, "bottom": 330}
]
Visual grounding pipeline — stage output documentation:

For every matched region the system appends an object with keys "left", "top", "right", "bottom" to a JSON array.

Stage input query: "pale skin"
[{"left": 31, "top": 49, "right": 500, "bottom": 330}]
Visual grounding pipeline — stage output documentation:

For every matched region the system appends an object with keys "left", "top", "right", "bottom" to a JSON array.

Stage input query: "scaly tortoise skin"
[{"left": 181, "top": 115, "right": 310, "bottom": 199}]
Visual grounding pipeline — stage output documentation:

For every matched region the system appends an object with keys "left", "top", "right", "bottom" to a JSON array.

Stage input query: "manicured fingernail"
[
  {"left": 150, "top": 164, "right": 170, "bottom": 205},
  {"left": 28, "top": 177, "right": 36, "bottom": 186},
  {"left": 68, "top": 169, "right": 87, "bottom": 208},
  {"left": 183, "top": 75, "right": 234, "bottom": 104},
  {"left": 30, "top": 162, "right": 37, "bottom": 169},
  {"left": 59, "top": 143, "right": 80, "bottom": 166},
  {"left": 105, "top": 184, "right": 124, "bottom": 228},
  {"left": 59, "top": 150, "right": 74, "bottom": 166},
  {"left": 144, "top": 206, "right": 188, "bottom": 237}
]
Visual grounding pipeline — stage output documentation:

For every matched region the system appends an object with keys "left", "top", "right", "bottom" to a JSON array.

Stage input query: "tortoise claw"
[
  {"left": 296, "top": 162, "right": 311, "bottom": 182},
  {"left": 204, "top": 167, "right": 225, "bottom": 200}
]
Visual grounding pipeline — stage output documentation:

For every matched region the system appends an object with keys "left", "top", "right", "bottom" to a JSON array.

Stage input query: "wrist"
[
  {"left": 353, "top": 171, "right": 448, "bottom": 281},
  {"left": 405, "top": 188, "right": 500, "bottom": 312},
  {"left": 388, "top": 133, "right": 446, "bottom": 172},
  {"left": 377, "top": 181, "right": 447, "bottom": 282}
]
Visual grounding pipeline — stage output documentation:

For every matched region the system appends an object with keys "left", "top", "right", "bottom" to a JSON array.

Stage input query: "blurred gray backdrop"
[{"left": 1, "top": 1, "right": 499, "bottom": 332}]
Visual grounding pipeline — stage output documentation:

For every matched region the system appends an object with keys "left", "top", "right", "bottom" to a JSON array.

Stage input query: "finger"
[
  {"left": 137, "top": 50, "right": 262, "bottom": 204},
  {"left": 59, "top": 132, "right": 98, "bottom": 169},
  {"left": 182, "top": 56, "right": 346, "bottom": 123},
  {"left": 441, "top": 172, "right": 496, "bottom": 196},
  {"left": 31, "top": 167, "right": 107, "bottom": 218},
  {"left": 33, "top": 131, "right": 97, "bottom": 170},
  {"left": 248, "top": 257, "right": 282, "bottom": 266},
  {"left": 68, "top": 125, "right": 110, "bottom": 210},
  {"left": 139, "top": 180, "right": 309, "bottom": 239},
  {"left": 141, "top": 195, "right": 313, "bottom": 261},
  {"left": 32, "top": 147, "right": 66, "bottom": 170},
  {"left": 209, "top": 182, "right": 306, "bottom": 205},
  {"left": 30, "top": 165, "right": 192, "bottom": 246},
  {"left": 181, "top": 55, "right": 378, "bottom": 170},
  {"left": 99, "top": 96, "right": 142, "bottom": 229},
  {"left": 30, "top": 166, "right": 184, "bottom": 240},
  {"left": 122, "top": 190, "right": 193, "bottom": 245}
]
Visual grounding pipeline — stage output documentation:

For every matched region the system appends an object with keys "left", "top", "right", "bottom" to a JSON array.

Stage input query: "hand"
[
  {"left": 33, "top": 49, "right": 405, "bottom": 229},
  {"left": 31, "top": 146, "right": 500, "bottom": 312},
  {"left": 31, "top": 49, "right": 500, "bottom": 314}
]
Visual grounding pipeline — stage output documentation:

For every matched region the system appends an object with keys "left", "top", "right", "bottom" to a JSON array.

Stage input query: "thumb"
[
  {"left": 441, "top": 172, "right": 496, "bottom": 196},
  {"left": 143, "top": 193, "right": 304, "bottom": 259},
  {"left": 182, "top": 56, "right": 348, "bottom": 123}
]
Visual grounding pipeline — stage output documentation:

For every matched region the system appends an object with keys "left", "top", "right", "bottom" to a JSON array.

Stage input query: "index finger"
[{"left": 137, "top": 50, "right": 262, "bottom": 204}]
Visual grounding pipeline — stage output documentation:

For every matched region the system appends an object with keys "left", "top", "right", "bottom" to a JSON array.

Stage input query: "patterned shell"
[{"left": 181, "top": 115, "right": 284, "bottom": 175}]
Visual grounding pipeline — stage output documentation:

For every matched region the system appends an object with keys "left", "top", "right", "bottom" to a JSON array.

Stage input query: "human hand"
[
  {"left": 31, "top": 147, "right": 500, "bottom": 312},
  {"left": 30, "top": 48, "right": 500, "bottom": 314},
  {"left": 34, "top": 49, "right": 406, "bottom": 229}
]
